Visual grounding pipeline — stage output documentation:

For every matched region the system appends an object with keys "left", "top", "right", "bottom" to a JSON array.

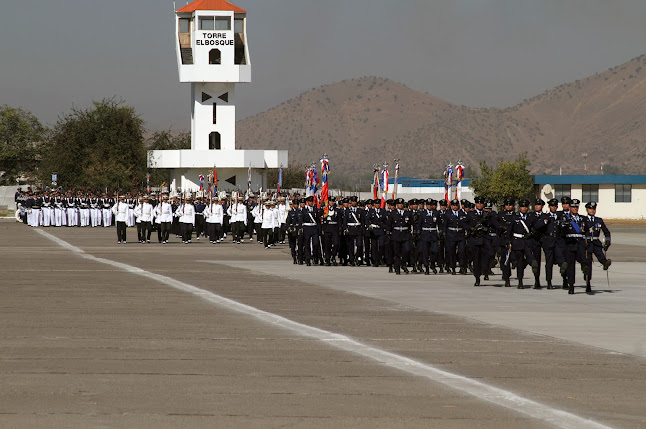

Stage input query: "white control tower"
[{"left": 148, "top": 0, "right": 288, "bottom": 192}]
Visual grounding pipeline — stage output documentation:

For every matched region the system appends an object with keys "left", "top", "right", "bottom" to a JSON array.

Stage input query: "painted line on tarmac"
[{"left": 35, "top": 229, "right": 612, "bottom": 429}]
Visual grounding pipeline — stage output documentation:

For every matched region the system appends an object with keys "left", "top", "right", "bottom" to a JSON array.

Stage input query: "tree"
[
  {"left": 267, "top": 164, "right": 308, "bottom": 190},
  {"left": 470, "top": 154, "right": 534, "bottom": 204},
  {"left": 0, "top": 105, "right": 46, "bottom": 185},
  {"left": 39, "top": 98, "right": 147, "bottom": 191}
]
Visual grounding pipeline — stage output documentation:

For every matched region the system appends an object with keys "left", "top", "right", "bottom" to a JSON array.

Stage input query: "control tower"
[{"left": 148, "top": 0, "right": 288, "bottom": 192}]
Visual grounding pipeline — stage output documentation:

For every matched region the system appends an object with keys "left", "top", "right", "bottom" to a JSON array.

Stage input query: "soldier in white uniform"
[
  {"left": 178, "top": 197, "right": 196, "bottom": 243},
  {"left": 155, "top": 195, "right": 174, "bottom": 244},
  {"left": 227, "top": 196, "right": 247, "bottom": 244},
  {"left": 112, "top": 195, "right": 129, "bottom": 243},
  {"left": 261, "top": 200, "right": 277, "bottom": 248},
  {"left": 204, "top": 197, "right": 224, "bottom": 243}
]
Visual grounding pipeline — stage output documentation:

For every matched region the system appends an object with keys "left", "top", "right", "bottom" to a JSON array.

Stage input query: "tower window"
[
  {"left": 215, "top": 17, "right": 231, "bottom": 31},
  {"left": 209, "top": 49, "right": 221, "bottom": 65},
  {"left": 179, "top": 18, "right": 190, "bottom": 33},
  {"left": 213, "top": 103, "right": 217, "bottom": 124},
  {"left": 234, "top": 18, "right": 244, "bottom": 33},
  {"left": 199, "top": 17, "right": 214, "bottom": 30},
  {"left": 209, "top": 132, "right": 221, "bottom": 150}
]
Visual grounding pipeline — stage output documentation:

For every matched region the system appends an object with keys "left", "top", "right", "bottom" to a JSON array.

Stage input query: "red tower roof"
[{"left": 177, "top": 0, "right": 246, "bottom": 13}]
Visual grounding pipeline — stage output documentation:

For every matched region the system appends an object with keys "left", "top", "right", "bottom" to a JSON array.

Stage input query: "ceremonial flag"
[
  {"left": 381, "top": 167, "right": 389, "bottom": 208},
  {"left": 247, "top": 166, "right": 252, "bottom": 194},
  {"left": 146, "top": 174, "right": 151, "bottom": 193},
  {"left": 373, "top": 166, "right": 380, "bottom": 199},
  {"left": 392, "top": 161, "right": 400, "bottom": 199},
  {"left": 305, "top": 166, "right": 312, "bottom": 196},
  {"left": 199, "top": 174, "right": 205, "bottom": 191},
  {"left": 455, "top": 161, "right": 465, "bottom": 200},
  {"left": 311, "top": 166, "right": 319, "bottom": 196},
  {"left": 320, "top": 156, "right": 330, "bottom": 203},
  {"left": 213, "top": 168, "right": 218, "bottom": 196},
  {"left": 444, "top": 164, "right": 453, "bottom": 202},
  {"left": 278, "top": 168, "right": 283, "bottom": 193}
]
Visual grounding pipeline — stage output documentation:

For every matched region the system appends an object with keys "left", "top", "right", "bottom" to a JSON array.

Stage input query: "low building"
[{"left": 535, "top": 175, "right": 646, "bottom": 220}]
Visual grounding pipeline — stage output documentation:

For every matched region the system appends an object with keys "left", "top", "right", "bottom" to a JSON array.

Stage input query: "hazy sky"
[{"left": 2, "top": 0, "right": 646, "bottom": 130}]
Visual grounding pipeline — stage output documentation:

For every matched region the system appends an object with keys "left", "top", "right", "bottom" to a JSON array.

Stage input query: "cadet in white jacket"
[
  {"left": 112, "top": 195, "right": 129, "bottom": 243},
  {"left": 227, "top": 197, "right": 247, "bottom": 244},
  {"left": 178, "top": 198, "right": 196, "bottom": 243},
  {"left": 261, "top": 201, "right": 277, "bottom": 248},
  {"left": 134, "top": 196, "right": 154, "bottom": 243},
  {"left": 155, "top": 195, "right": 174, "bottom": 243},
  {"left": 204, "top": 197, "right": 224, "bottom": 243}
]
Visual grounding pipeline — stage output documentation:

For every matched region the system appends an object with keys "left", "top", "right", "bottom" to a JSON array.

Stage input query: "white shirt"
[
  {"left": 180, "top": 203, "right": 195, "bottom": 225},
  {"left": 261, "top": 207, "right": 277, "bottom": 229},
  {"left": 156, "top": 202, "right": 173, "bottom": 223},
  {"left": 205, "top": 203, "right": 223, "bottom": 224},
  {"left": 112, "top": 201, "right": 128, "bottom": 222}
]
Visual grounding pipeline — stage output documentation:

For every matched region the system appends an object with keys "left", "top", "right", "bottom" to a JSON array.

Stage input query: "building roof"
[
  {"left": 177, "top": 0, "right": 246, "bottom": 13},
  {"left": 534, "top": 175, "right": 646, "bottom": 185}
]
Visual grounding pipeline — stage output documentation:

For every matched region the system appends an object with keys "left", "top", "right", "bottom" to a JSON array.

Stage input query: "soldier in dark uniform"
[
  {"left": 466, "top": 196, "right": 490, "bottom": 285},
  {"left": 344, "top": 196, "right": 365, "bottom": 266},
  {"left": 444, "top": 199, "right": 468, "bottom": 275},
  {"left": 556, "top": 196, "right": 572, "bottom": 289},
  {"left": 561, "top": 199, "right": 590, "bottom": 294},
  {"left": 285, "top": 199, "right": 302, "bottom": 264},
  {"left": 362, "top": 200, "right": 373, "bottom": 266},
  {"left": 497, "top": 198, "right": 516, "bottom": 287},
  {"left": 302, "top": 196, "right": 321, "bottom": 266},
  {"left": 436, "top": 199, "right": 448, "bottom": 273},
  {"left": 528, "top": 199, "right": 547, "bottom": 289},
  {"left": 321, "top": 197, "right": 342, "bottom": 266},
  {"left": 408, "top": 199, "right": 423, "bottom": 272},
  {"left": 366, "top": 198, "right": 388, "bottom": 267},
  {"left": 507, "top": 199, "right": 539, "bottom": 289},
  {"left": 387, "top": 198, "right": 412, "bottom": 275},
  {"left": 484, "top": 200, "right": 497, "bottom": 280},
  {"left": 194, "top": 197, "right": 206, "bottom": 240},
  {"left": 583, "top": 201, "right": 612, "bottom": 293},
  {"left": 416, "top": 198, "right": 440, "bottom": 275},
  {"left": 384, "top": 199, "right": 395, "bottom": 272},
  {"left": 540, "top": 199, "right": 567, "bottom": 289}
]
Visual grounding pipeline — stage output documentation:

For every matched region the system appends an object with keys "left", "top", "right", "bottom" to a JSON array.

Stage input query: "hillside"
[{"left": 236, "top": 54, "right": 646, "bottom": 177}]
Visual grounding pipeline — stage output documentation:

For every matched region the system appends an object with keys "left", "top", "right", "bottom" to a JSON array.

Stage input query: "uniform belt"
[
  {"left": 303, "top": 223, "right": 317, "bottom": 226},
  {"left": 448, "top": 227, "right": 462, "bottom": 231},
  {"left": 370, "top": 224, "right": 382, "bottom": 229},
  {"left": 513, "top": 233, "right": 525, "bottom": 238},
  {"left": 394, "top": 227, "right": 408, "bottom": 231},
  {"left": 196, "top": 212, "right": 203, "bottom": 215},
  {"left": 566, "top": 234, "right": 583, "bottom": 238},
  {"left": 347, "top": 223, "right": 361, "bottom": 226},
  {"left": 489, "top": 233, "right": 498, "bottom": 237},
  {"left": 422, "top": 227, "right": 438, "bottom": 231},
  {"left": 327, "top": 221, "right": 338, "bottom": 225},
  {"left": 32, "top": 206, "right": 41, "bottom": 209}
]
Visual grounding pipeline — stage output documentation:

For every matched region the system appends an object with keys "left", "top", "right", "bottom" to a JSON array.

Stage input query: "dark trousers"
[
  {"left": 232, "top": 221, "right": 244, "bottom": 242},
  {"left": 262, "top": 228, "right": 274, "bottom": 246},
  {"left": 530, "top": 243, "right": 542, "bottom": 281},
  {"left": 543, "top": 244, "right": 556, "bottom": 282},
  {"left": 289, "top": 233, "right": 299, "bottom": 259},
  {"left": 303, "top": 228, "right": 320, "bottom": 261},
  {"left": 195, "top": 215, "right": 205, "bottom": 237},
  {"left": 323, "top": 232, "right": 339, "bottom": 261},
  {"left": 393, "top": 239, "right": 410, "bottom": 269},
  {"left": 207, "top": 223, "right": 222, "bottom": 242},
  {"left": 420, "top": 238, "right": 438, "bottom": 269},
  {"left": 137, "top": 221, "right": 151, "bottom": 242},
  {"left": 371, "top": 234, "right": 386, "bottom": 265},
  {"left": 385, "top": 236, "right": 394, "bottom": 266},
  {"left": 161, "top": 222, "right": 171, "bottom": 242},
  {"left": 513, "top": 245, "right": 535, "bottom": 280},
  {"left": 565, "top": 240, "right": 588, "bottom": 286},
  {"left": 446, "top": 239, "right": 465, "bottom": 269},
  {"left": 468, "top": 241, "right": 487, "bottom": 278},
  {"left": 585, "top": 243, "right": 607, "bottom": 282},
  {"left": 499, "top": 244, "right": 512, "bottom": 280},
  {"left": 181, "top": 222, "right": 193, "bottom": 242},
  {"left": 347, "top": 234, "right": 363, "bottom": 264},
  {"left": 116, "top": 221, "right": 127, "bottom": 242}
]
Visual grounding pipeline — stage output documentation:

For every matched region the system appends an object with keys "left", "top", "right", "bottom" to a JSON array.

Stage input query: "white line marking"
[{"left": 35, "top": 229, "right": 612, "bottom": 429}]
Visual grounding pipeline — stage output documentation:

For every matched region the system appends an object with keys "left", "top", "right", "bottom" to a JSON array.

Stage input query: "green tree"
[
  {"left": 39, "top": 98, "right": 146, "bottom": 191},
  {"left": 0, "top": 105, "right": 46, "bottom": 185},
  {"left": 267, "top": 164, "right": 309, "bottom": 190},
  {"left": 470, "top": 154, "right": 534, "bottom": 204}
]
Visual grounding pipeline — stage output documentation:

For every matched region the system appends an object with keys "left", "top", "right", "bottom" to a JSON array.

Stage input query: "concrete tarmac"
[{"left": 1, "top": 221, "right": 645, "bottom": 428}]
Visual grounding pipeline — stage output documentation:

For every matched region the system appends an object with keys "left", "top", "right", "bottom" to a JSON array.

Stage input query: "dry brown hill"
[{"left": 237, "top": 54, "right": 646, "bottom": 178}]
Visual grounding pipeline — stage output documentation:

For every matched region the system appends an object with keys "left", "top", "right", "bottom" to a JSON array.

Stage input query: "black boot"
[
  {"left": 586, "top": 280, "right": 592, "bottom": 294},
  {"left": 534, "top": 279, "right": 542, "bottom": 290},
  {"left": 439, "top": 266, "right": 444, "bottom": 274},
  {"left": 474, "top": 277, "right": 480, "bottom": 286},
  {"left": 293, "top": 257, "right": 297, "bottom": 265},
  {"left": 402, "top": 265, "right": 410, "bottom": 274},
  {"left": 388, "top": 265, "right": 393, "bottom": 273},
  {"left": 431, "top": 266, "right": 438, "bottom": 274},
  {"left": 425, "top": 266, "right": 430, "bottom": 275},
  {"left": 559, "top": 262, "right": 568, "bottom": 276},
  {"left": 568, "top": 284, "right": 575, "bottom": 294},
  {"left": 504, "top": 278, "right": 511, "bottom": 287},
  {"left": 451, "top": 268, "right": 456, "bottom": 275},
  {"left": 531, "top": 260, "right": 539, "bottom": 276},
  {"left": 306, "top": 259, "right": 311, "bottom": 266},
  {"left": 547, "top": 280, "right": 553, "bottom": 290},
  {"left": 395, "top": 266, "right": 401, "bottom": 275},
  {"left": 484, "top": 274, "right": 489, "bottom": 281},
  {"left": 412, "top": 265, "right": 418, "bottom": 273},
  {"left": 602, "top": 259, "right": 612, "bottom": 270},
  {"left": 562, "top": 277, "right": 568, "bottom": 289},
  {"left": 517, "top": 279, "right": 524, "bottom": 289},
  {"left": 459, "top": 267, "right": 467, "bottom": 275},
  {"left": 326, "top": 259, "right": 331, "bottom": 267}
]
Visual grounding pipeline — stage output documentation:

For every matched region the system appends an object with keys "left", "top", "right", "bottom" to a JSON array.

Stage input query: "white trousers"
[
  {"left": 102, "top": 209, "right": 112, "bottom": 227},
  {"left": 67, "top": 208, "right": 78, "bottom": 226},
  {"left": 29, "top": 209, "right": 41, "bottom": 227},
  {"left": 41, "top": 207, "right": 52, "bottom": 227},
  {"left": 90, "top": 208, "right": 101, "bottom": 227}
]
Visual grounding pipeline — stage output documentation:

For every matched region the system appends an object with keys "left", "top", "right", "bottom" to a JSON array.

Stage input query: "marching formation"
[{"left": 16, "top": 188, "right": 612, "bottom": 295}]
